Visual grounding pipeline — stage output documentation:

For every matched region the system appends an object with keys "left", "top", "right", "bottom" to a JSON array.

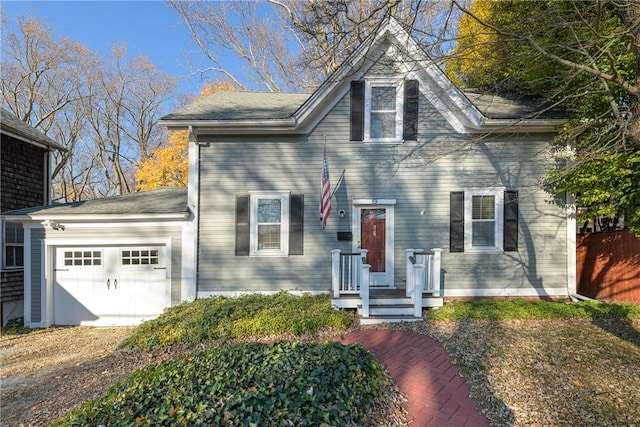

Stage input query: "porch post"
[
  {"left": 331, "top": 249, "right": 341, "bottom": 298},
  {"left": 431, "top": 248, "right": 443, "bottom": 297},
  {"left": 414, "top": 264, "right": 425, "bottom": 318},
  {"left": 405, "top": 249, "right": 414, "bottom": 297},
  {"left": 360, "top": 263, "right": 371, "bottom": 317}
]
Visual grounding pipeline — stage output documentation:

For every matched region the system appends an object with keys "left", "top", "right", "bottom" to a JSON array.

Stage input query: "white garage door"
[{"left": 54, "top": 245, "right": 169, "bottom": 326}]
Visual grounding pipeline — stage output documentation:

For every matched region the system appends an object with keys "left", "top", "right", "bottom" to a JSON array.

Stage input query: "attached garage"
[{"left": 2, "top": 188, "right": 192, "bottom": 327}]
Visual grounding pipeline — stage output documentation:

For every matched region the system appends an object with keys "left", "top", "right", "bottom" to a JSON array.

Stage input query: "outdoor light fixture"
[
  {"left": 43, "top": 220, "right": 65, "bottom": 231},
  {"left": 338, "top": 209, "right": 346, "bottom": 218}
]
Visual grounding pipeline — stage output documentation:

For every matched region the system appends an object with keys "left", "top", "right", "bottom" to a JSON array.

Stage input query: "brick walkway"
[{"left": 342, "top": 329, "right": 490, "bottom": 427}]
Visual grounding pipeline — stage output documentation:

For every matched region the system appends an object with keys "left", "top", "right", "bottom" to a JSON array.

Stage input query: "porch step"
[
  {"left": 357, "top": 304, "right": 414, "bottom": 317},
  {"left": 359, "top": 315, "right": 424, "bottom": 325}
]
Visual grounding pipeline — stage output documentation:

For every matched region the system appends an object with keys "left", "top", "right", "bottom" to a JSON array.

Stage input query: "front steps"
[{"left": 332, "top": 288, "right": 443, "bottom": 325}]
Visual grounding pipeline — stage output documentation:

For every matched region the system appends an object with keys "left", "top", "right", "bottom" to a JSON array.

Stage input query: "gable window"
[
  {"left": 3, "top": 222, "right": 24, "bottom": 269},
  {"left": 236, "top": 192, "right": 304, "bottom": 257},
  {"left": 351, "top": 80, "right": 419, "bottom": 143},
  {"left": 450, "top": 189, "right": 519, "bottom": 253},
  {"left": 366, "top": 82, "right": 402, "bottom": 141}
]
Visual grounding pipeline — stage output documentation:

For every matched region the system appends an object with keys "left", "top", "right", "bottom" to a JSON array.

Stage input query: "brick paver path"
[{"left": 342, "top": 329, "right": 490, "bottom": 426}]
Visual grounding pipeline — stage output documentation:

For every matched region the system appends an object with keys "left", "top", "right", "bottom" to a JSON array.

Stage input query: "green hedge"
[{"left": 53, "top": 342, "right": 388, "bottom": 426}]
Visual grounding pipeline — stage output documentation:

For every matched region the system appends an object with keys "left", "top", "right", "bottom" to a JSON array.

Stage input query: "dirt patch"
[{"left": 0, "top": 326, "right": 150, "bottom": 426}]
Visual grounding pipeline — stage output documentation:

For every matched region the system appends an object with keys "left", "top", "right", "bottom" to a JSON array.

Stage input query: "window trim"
[
  {"left": 464, "top": 187, "right": 505, "bottom": 253},
  {"left": 364, "top": 79, "right": 405, "bottom": 143},
  {"left": 249, "top": 191, "right": 290, "bottom": 257},
  {"left": 3, "top": 221, "right": 24, "bottom": 270}
]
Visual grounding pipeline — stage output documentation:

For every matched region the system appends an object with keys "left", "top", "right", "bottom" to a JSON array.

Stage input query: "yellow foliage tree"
[
  {"left": 446, "top": 0, "right": 503, "bottom": 88},
  {"left": 135, "top": 130, "right": 189, "bottom": 191},
  {"left": 135, "top": 81, "right": 237, "bottom": 190}
]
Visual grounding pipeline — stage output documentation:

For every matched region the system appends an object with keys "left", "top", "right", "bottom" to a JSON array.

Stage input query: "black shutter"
[
  {"left": 504, "top": 190, "right": 519, "bottom": 251},
  {"left": 350, "top": 80, "right": 365, "bottom": 141},
  {"left": 289, "top": 194, "right": 304, "bottom": 255},
  {"left": 403, "top": 80, "right": 419, "bottom": 140},
  {"left": 235, "top": 195, "right": 250, "bottom": 256},
  {"left": 450, "top": 192, "right": 465, "bottom": 252}
]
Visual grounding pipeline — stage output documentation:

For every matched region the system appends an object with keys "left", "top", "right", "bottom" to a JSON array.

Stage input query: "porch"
[{"left": 331, "top": 248, "right": 444, "bottom": 324}]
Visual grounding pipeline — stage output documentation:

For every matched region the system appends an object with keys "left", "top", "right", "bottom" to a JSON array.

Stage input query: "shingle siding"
[
  {"left": 196, "top": 84, "right": 568, "bottom": 295},
  {"left": 1, "top": 135, "right": 48, "bottom": 308},
  {"left": 1, "top": 135, "right": 47, "bottom": 211}
]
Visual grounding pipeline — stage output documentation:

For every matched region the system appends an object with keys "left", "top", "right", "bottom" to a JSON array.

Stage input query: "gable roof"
[
  {"left": 160, "top": 17, "right": 565, "bottom": 135},
  {"left": 1, "top": 107, "right": 67, "bottom": 151},
  {"left": 2, "top": 187, "right": 189, "bottom": 221}
]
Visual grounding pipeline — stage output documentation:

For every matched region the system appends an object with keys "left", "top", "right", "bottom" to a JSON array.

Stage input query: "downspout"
[
  {"left": 181, "top": 126, "right": 200, "bottom": 302},
  {"left": 566, "top": 192, "right": 579, "bottom": 301}
]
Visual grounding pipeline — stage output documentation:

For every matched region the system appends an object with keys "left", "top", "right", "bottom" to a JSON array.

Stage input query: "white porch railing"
[
  {"left": 332, "top": 247, "right": 442, "bottom": 320},
  {"left": 405, "top": 248, "right": 443, "bottom": 298},
  {"left": 331, "top": 249, "right": 371, "bottom": 316}
]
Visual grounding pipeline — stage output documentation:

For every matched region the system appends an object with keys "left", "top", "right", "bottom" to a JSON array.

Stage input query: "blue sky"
[{"left": 2, "top": 0, "right": 210, "bottom": 100}]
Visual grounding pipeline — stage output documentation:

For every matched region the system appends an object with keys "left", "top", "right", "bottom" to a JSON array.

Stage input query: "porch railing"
[
  {"left": 332, "top": 247, "right": 442, "bottom": 319},
  {"left": 331, "top": 249, "right": 371, "bottom": 316},
  {"left": 405, "top": 248, "right": 443, "bottom": 298},
  {"left": 406, "top": 248, "right": 442, "bottom": 318}
]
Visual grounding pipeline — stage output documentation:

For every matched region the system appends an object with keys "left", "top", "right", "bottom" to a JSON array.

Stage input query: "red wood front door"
[{"left": 361, "top": 208, "right": 386, "bottom": 272}]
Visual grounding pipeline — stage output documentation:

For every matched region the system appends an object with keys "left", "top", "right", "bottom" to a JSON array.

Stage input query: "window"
[
  {"left": 236, "top": 193, "right": 304, "bottom": 257},
  {"left": 250, "top": 193, "right": 290, "bottom": 256},
  {"left": 465, "top": 189, "right": 504, "bottom": 252},
  {"left": 365, "top": 80, "right": 404, "bottom": 142},
  {"left": 63, "top": 250, "right": 102, "bottom": 266},
  {"left": 450, "top": 189, "right": 518, "bottom": 253},
  {"left": 351, "top": 80, "right": 419, "bottom": 143},
  {"left": 122, "top": 249, "right": 159, "bottom": 265},
  {"left": 3, "top": 222, "right": 24, "bottom": 269}
]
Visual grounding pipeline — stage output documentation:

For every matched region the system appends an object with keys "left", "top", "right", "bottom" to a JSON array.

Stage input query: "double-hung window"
[
  {"left": 364, "top": 80, "right": 404, "bottom": 142},
  {"left": 365, "top": 81, "right": 404, "bottom": 142},
  {"left": 250, "top": 192, "right": 290, "bottom": 256},
  {"left": 464, "top": 189, "right": 504, "bottom": 252},
  {"left": 3, "top": 222, "right": 24, "bottom": 269}
]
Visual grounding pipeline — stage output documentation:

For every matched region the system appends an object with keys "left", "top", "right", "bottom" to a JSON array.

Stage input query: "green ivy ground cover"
[
  {"left": 121, "top": 292, "right": 356, "bottom": 350},
  {"left": 52, "top": 341, "right": 388, "bottom": 427}
]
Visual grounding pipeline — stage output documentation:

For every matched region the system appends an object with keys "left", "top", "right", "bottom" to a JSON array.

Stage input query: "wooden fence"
[{"left": 577, "top": 231, "right": 640, "bottom": 304}]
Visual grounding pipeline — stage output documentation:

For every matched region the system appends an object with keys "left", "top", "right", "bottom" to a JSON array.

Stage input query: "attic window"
[
  {"left": 365, "top": 80, "right": 404, "bottom": 142},
  {"left": 351, "top": 80, "right": 418, "bottom": 143}
]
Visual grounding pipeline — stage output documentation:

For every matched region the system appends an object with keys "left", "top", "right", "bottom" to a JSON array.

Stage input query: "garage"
[
  {"left": 3, "top": 187, "right": 191, "bottom": 328},
  {"left": 54, "top": 245, "right": 170, "bottom": 326}
]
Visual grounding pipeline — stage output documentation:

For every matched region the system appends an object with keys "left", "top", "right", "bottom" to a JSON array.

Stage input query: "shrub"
[
  {"left": 121, "top": 292, "right": 355, "bottom": 350},
  {"left": 53, "top": 342, "right": 387, "bottom": 426}
]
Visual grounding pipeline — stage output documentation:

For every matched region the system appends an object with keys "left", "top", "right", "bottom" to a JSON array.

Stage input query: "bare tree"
[
  {"left": 2, "top": 15, "right": 176, "bottom": 200},
  {"left": 168, "top": 0, "right": 455, "bottom": 91}
]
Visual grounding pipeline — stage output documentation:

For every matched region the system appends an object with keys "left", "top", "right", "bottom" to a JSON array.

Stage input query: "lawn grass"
[
  {"left": 425, "top": 298, "right": 640, "bottom": 321},
  {"left": 121, "top": 292, "right": 356, "bottom": 350}
]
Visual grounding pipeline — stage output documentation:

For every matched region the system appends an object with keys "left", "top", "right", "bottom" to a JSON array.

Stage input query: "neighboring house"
[
  {"left": 1, "top": 108, "right": 66, "bottom": 326},
  {"left": 7, "top": 18, "right": 576, "bottom": 327}
]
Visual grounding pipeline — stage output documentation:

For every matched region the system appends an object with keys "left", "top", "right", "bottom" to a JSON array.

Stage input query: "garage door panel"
[{"left": 54, "top": 245, "right": 169, "bottom": 326}]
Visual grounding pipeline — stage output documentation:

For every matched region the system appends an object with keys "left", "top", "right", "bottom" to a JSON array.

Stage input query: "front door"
[{"left": 355, "top": 203, "right": 394, "bottom": 287}]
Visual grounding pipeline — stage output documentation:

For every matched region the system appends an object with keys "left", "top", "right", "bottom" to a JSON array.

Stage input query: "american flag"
[{"left": 319, "top": 144, "right": 331, "bottom": 229}]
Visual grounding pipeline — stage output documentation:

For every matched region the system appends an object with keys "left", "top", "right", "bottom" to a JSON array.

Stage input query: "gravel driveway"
[{"left": 0, "top": 326, "right": 146, "bottom": 426}]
